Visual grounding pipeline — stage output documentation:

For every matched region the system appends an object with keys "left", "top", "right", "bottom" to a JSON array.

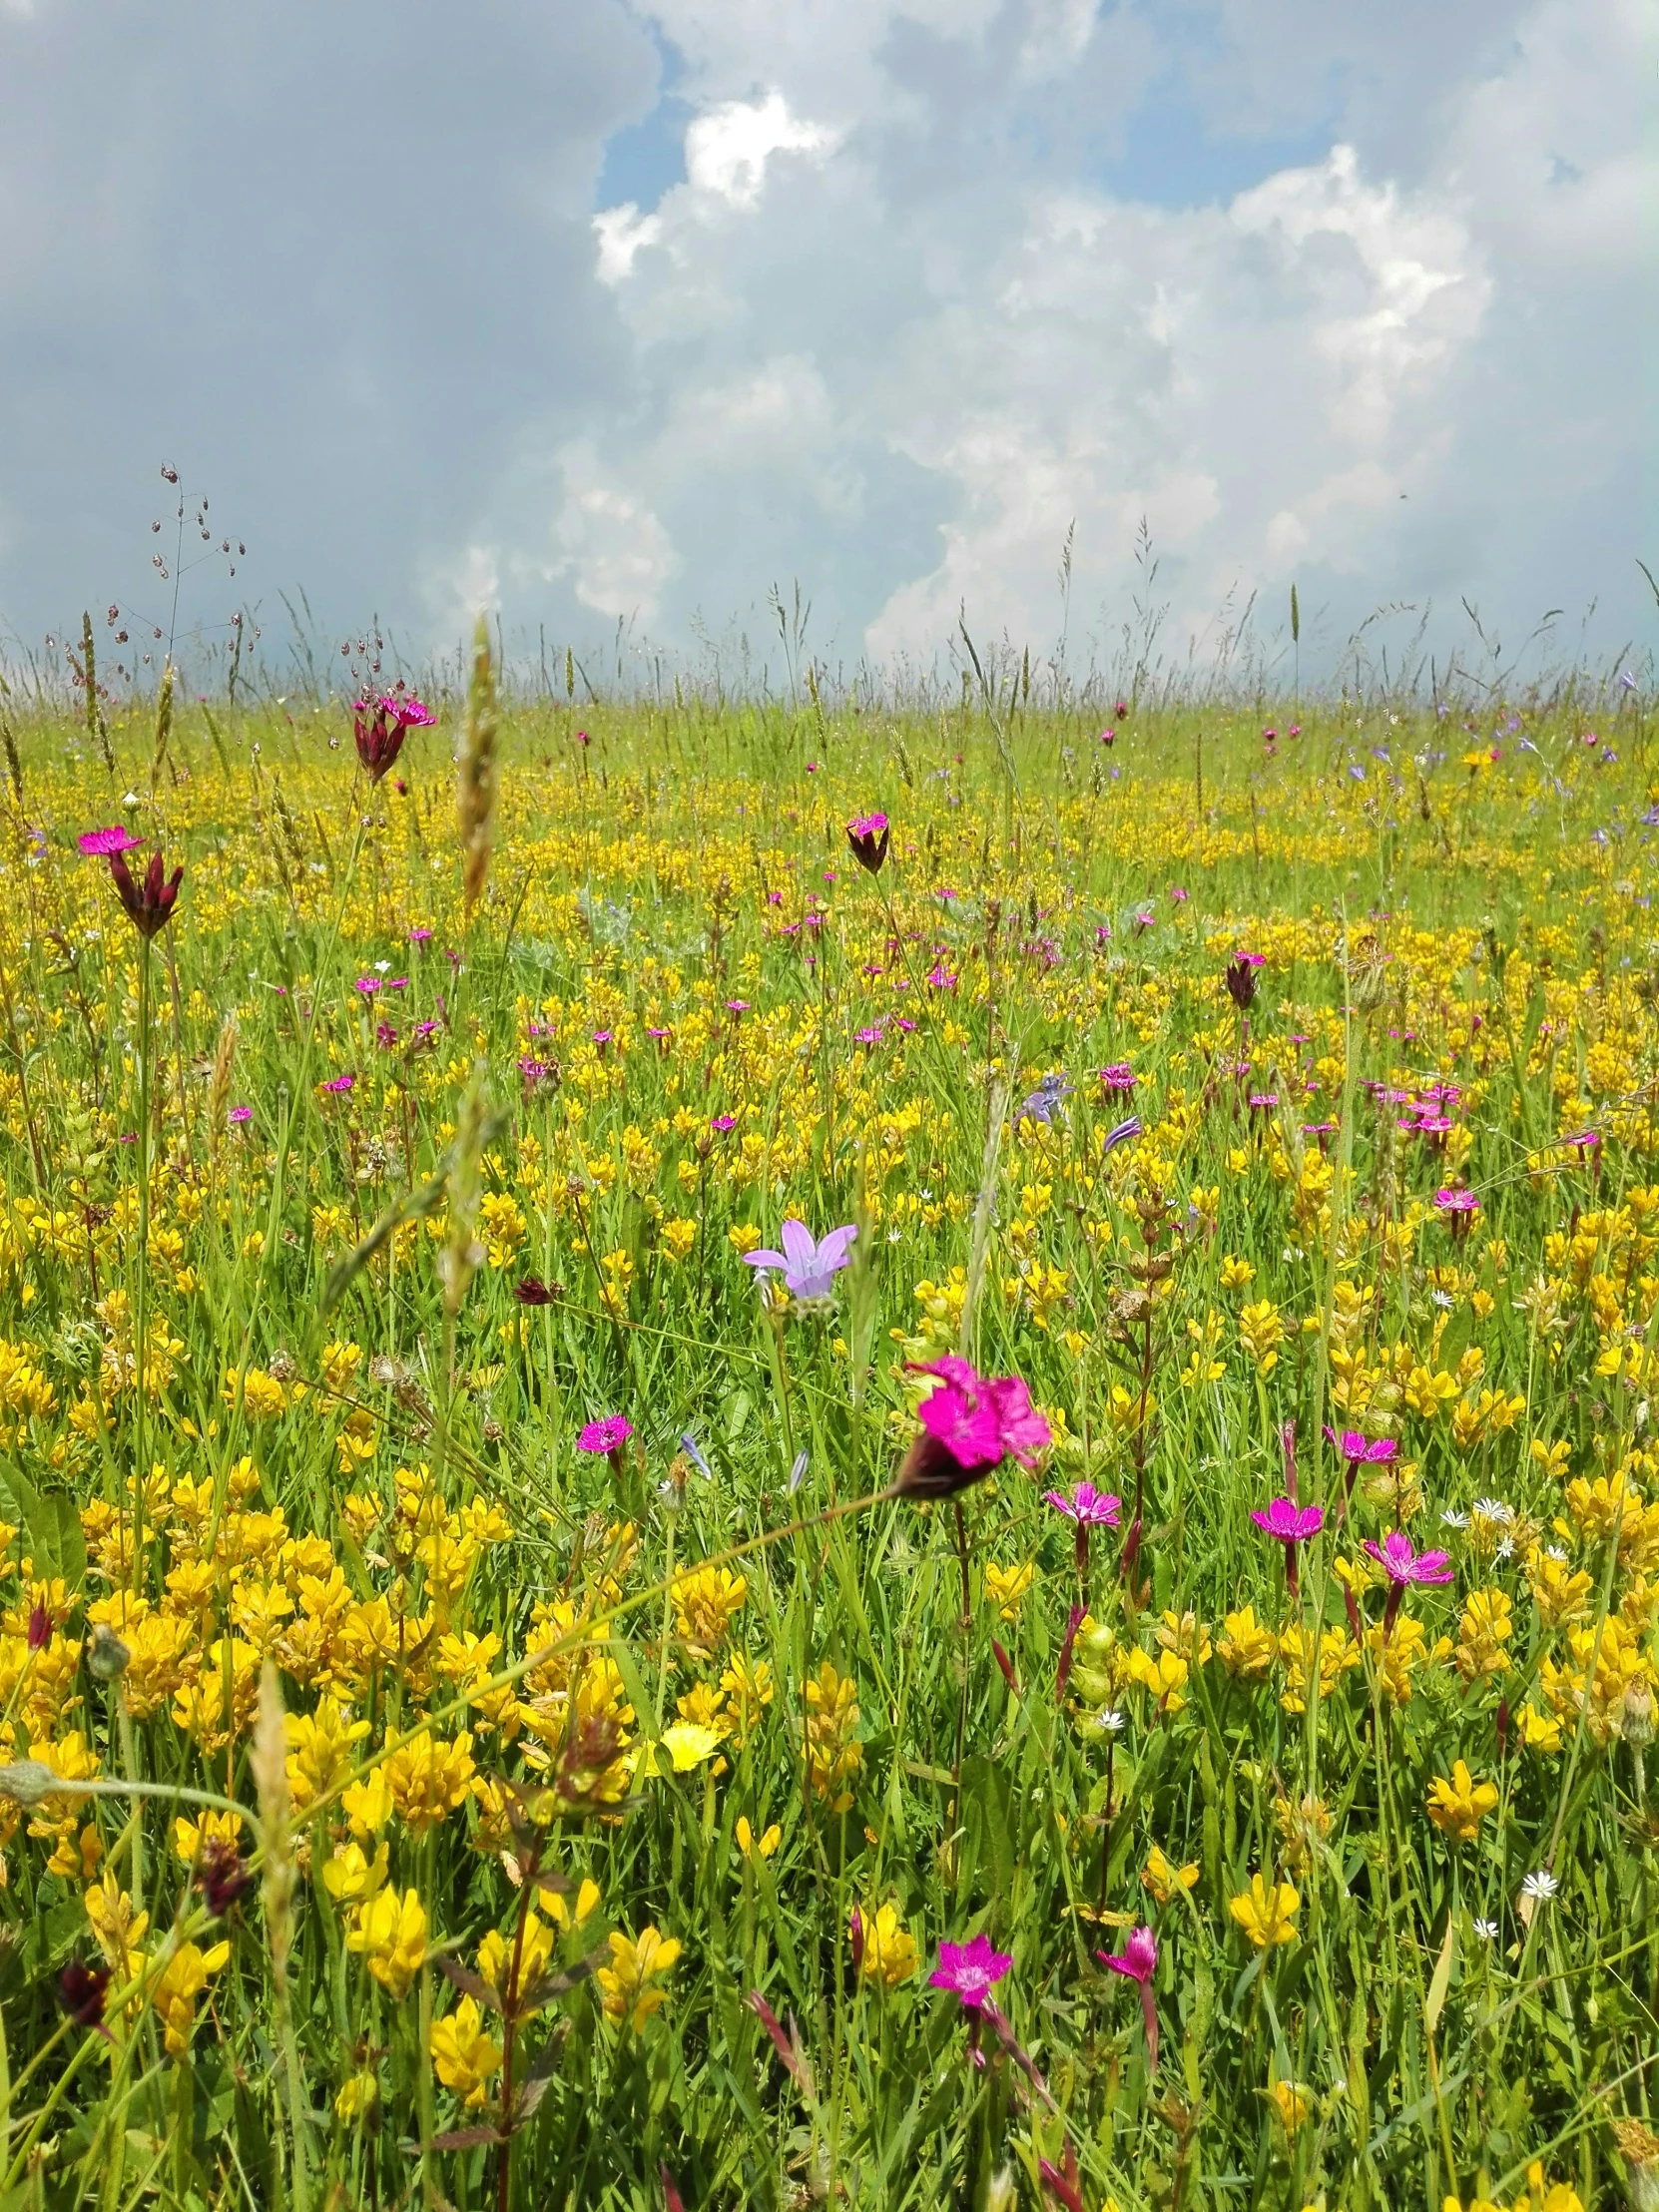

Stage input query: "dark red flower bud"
[
  {"left": 27, "top": 1597, "right": 50, "bottom": 1652},
  {"left": 1225, "top": 951, "right": 1265, "bottom": 1010},
  {"left": 513, "top": 1276, "right": 554, "bottom": 1306},
  {"left": 196, "top": 1837, "right": 255, "bottom": 1917},
  {"left": 59, "top": 1958, "right": 111, "bottom": 2025},
  {"left": 107, "top": 848, "right": 184, "bottom": 938},
  {"left": 847, "top": 1905, "right": 864, "bottom": 1975},
  {"left": 1055, "top": 1602, "right": 1084, "bottom": 1701}
]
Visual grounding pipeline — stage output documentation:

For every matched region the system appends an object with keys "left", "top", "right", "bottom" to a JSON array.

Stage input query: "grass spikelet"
[
  {"left": 81, "top": 612, "right": 115, "bottom": 777},
  {"left": 1, "top": 718, "right": 20, "bottom": 813},
  {"left": 151, "top": 658, "right": 175, "bottom": 791},
  {"left": 458, "top": 612, "right": 498, "bottom": 920},
  {"left": 206, "top": 1009, "right": 237, "bottom": 1175}
]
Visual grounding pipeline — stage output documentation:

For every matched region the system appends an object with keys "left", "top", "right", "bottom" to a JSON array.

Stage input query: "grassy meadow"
[{"left": 0, "top": 645, "right": 1655, "bottom": 2211}]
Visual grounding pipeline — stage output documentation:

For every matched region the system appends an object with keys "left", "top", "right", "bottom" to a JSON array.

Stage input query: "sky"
[{"left": 0, "top": 0, "right": 1652, "bottom": 692}]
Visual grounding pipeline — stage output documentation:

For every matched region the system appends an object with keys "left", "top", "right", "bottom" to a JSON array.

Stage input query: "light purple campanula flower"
[{"left": 741, "top": 1220, "right": 857, "bottom": 1304}]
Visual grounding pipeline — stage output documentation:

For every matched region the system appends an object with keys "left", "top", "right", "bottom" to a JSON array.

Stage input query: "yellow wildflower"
[
  {"left": 858, "top": 1903, "right": 917, "bottom": 1988},
  {"left": 382, "top": 1730, "right": 476, "bottom": 1833},
  {"left": 1426, "top": 1761, "right": 1499, "bottom": 1843},
  {"left": 1142, "top": 1846, "right": 1199, "bottom": 1905},
  {"left": 983, "top": 1560, "right": 1036, "bottom": 1620},
  {"left": 347, "top": 1886, "right": 428, "bottom": 1998},
  {"left": 671, "top": 1565, "right": 748, "bottom": 1659},
  {"left": 430, "top": 1996, "right": 502, "bottom": 2107},
  {"left": 151, "top": 1939, "right": 232, "bottom": 2055},
  {"left": 736, "top": 1817, "right": 782, "bottom": 1863},
  {"left": 597, "top": 1925, "right": 681, "bottom": 2030},
  {"left": 1230, "top": 1874, "right": 1300, "bottom": 1949}
]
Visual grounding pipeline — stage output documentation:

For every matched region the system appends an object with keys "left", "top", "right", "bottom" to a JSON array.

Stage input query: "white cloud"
[
  {"left": 684, "top": 90, "right": 837, "bottom": 208},
  {"left": 545, "top": 443, "right": 680, "bottom": 624},
  {"left": 0, "top": 0, "right": 1648, "bottom": 677},
  {"left": 593, "top": 203, "right": 662, "bottom": 285}
]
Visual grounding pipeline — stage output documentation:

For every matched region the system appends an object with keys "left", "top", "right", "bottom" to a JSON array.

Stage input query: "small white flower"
[
  {"left": 1473, "top": 1917, "right": 1498, "bottom": 1940},
  {"left": 1520, "top": 1870, "right": 1558, "bottom": 1903},
  {"left": 1100, "top": 1709, "right": 1126, "bottom": 1733},
  {"left": 1430, "top": 1289, "right": 1454, "bottom": 1310},
  {"left": 373, "top": 959, "right": 391, "bottom": 973},
  {"left": 1440, "top": 1508, "right": 1470, "bottom": 1530},
  {"left": 123, "top": 789, "right": 140, "bottom": 805},
  {"left": 1545, "top": 1543, "right": 1567, "bottom": 1563},
  {"left": 1473, "top": 1497, "right": 1513, "bottom": 1524}
]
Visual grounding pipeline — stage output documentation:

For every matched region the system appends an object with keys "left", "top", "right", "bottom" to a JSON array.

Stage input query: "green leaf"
[
  {"left": 958, "top": 1753, "right": 1013, "bottom": 1910},
  {"left": 0, "top": 1459, "right": 87, "bottom": 1591},
  {"left": 1425, "top": 1911, "right": 1455, "bottom": 2034}
]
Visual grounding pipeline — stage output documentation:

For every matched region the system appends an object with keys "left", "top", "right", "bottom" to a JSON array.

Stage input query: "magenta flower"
[
  {"left": 896, "top": 1357, "right": 1051, "bottom": 1500},
  {"left": 228, "top": 1105, "right": 253, "bottom": 1125},
  {"left": 321, "top": 1073, "right": 355, "bottom": 1095},
  {"left": 741, "top": 1220, "right": 856, "bottom": 1305},
  {"left": 1251, "top": 1498, "right": 1324, "bottom": 1543},
  {"left": 1098, "top": 1928, "right": 1160, "bottom": 2069},
  {"left": 1044, "top": 1482, "right": 1122, "bottom": 1527},
  {"left": 1098, "top": 1063, "right": 1136, "bottom": 1092},
  {"left": 1363, "top": 1528, "right": 1453, "bottom": 1637},
  {"left": 1435, "top": 1186, "right": 1480, "bottom": 1240},
  {"left": 1325, "top": 1426, "right": 1397, "bottom": 1467},
  {"left": 1044, "top": 1481, "right": 1119, "bottom": 1587},
  {"left": 845, "top": 812, "right": 891, "bottom": 874},
  {"left": 1253, "top": 1496, "right": 1323, "bottom": 1600},
  {"left": 78, "top": 825, "right": 144, "bottom": 856},
  {"left": 578, "top": 1415, "right": 632, "bottom": 1456},
  {"left": 352, "top": 691, "right": 435, "bottom": 783},
  {"left": 1363, "top": 1530, "right": 1453, "bottom": 1586},
  {"left": 928, "top": 1934, "right": 1011, "bottom": 2011},
  {"left": 1099, "top": 1926, "right": 1157, "bottom": 1982}
]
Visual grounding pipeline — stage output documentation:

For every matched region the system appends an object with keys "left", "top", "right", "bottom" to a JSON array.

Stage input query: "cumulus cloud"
[{"left": 0, "top": 0, "right": 1649, "bottom": 682}]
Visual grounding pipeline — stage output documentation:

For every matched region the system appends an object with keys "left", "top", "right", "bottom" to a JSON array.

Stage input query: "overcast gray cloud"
[{"left": 0, "top": 0, "right": 1651, "bottom": 688}]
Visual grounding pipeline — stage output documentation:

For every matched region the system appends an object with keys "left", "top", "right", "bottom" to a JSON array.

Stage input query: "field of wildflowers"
[{"left": 0, "top": 638, "right": 1654, "bottom": 2211}]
